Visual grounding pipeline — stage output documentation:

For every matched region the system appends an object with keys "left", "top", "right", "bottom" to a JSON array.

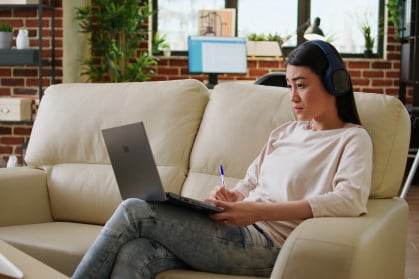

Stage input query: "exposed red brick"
[
  {"left": 349, "top": 70, "right": 361, "bottom": 77},
  {"left": 0, "top": 68, "right": 12, "bottom": 76},
  {"left": 13, "top": 8, "right": 37, "bottom": 17},
  {"left": 258, "top": 60, "right": 281, "bottom": 68},
  {"left": 0, "top": 127, "right": 12, "bottom": 135},
  {"left": 169, "top": 59, "right": 188, "bottom": 67},
  {"left": 249, "top": 69, "right": 269, "bottom": 77},
  {"left": 352, "top": 78, "right": 370, "bottom": 86},
  {"left": 0, "top": 137, "right": 25, "bottom": 145},
  {"left": 0, "top": 10, "right": 12, "bottom": 17},
  {"left": 347, "top": 61, "right": 370, "bottom": 69},
  {"left": 13, "top": 127, "right": 32, "bottom": 135},
  {"left": 157, "top": 67, "right": 180, "bottom": 75},
  {"left": 372, "top": 61, "right": 392, "bottom": 69},
  {"left": 363, "top": 70, "right": 384, "bottom": 78},
  {"left": 247, "top": 60, "right": 257, "bottom": 68},
  {"left": 14, "top": 88, "right": 37, "bottom": 96},
  {"left": 372, "top": 79, "right": 393, "bottom": 86},
  {"left": 386, "top": 71, "right": 400, "bottom": 78},
  {"left": 1, "top": 78, "right": 25, "bottom": 86},
  {"left": 13, "top": 68, "right": 38, "bottom": 77},
  {"left": 0, "top": 146, "right": 13, "bottom": 154}
]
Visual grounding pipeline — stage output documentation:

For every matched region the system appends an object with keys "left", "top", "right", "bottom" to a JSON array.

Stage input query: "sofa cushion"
[
  {"left": 182, "top": 82, "right": 294, "bottom": 200},
  {"left": 25, "top": 79, "right": 209, "bottom": 223}
]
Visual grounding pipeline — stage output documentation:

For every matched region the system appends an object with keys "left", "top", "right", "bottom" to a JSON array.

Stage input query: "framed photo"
[{"left": 198, "top": 9, "right": 236, "bottom": 37}]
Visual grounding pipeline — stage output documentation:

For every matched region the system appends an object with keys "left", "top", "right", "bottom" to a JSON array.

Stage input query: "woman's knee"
[{"left": 118, "top": 198, "right": 150, "bottom": 214}]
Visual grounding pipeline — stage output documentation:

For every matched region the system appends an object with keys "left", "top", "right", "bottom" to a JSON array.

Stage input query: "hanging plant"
[
  {"left": 75, "top": 0, "right": 157, "bottom": 82},
  {"left": 386, "top": 0, "right": 402, "bottom": 39}
]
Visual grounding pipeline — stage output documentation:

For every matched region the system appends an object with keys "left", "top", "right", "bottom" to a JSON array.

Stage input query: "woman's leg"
[
  {"left": 110, "top": 239, "right": 188, "bottom": 279},
  {"left": 72, "top": 198, "right": 280, "bottom": 279}
]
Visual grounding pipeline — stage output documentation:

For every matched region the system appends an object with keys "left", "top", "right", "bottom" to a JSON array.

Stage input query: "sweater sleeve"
[
  {"left": 232, "top": 148, "right": 264, "bottom": 198},
  {"left": 232, "top": 127, "right": 280, "bottom": 197},
  {"left": 307, "top": 128, "right": 373, "bottom": 217}
]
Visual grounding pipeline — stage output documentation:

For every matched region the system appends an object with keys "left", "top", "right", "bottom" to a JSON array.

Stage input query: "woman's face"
[{"left": 286, "top": 64, "right": 338, "bottom": 126}]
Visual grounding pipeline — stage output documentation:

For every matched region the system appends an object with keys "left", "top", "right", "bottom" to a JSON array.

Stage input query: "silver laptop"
[{"left": 102, "top": 122, "right": 223, "bottom": 214}]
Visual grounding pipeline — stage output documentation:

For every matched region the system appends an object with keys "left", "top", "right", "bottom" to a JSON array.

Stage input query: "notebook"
[
  {"left": 0, "top": 253, "right": 23, "bottom": 279},
  {"left": 101, "top": 122, "right": 224, "bottom": 214}
]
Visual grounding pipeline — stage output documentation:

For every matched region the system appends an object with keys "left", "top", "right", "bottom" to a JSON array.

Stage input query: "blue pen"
[{"left": 219, "top": 164, "right": 226, "bottom": 187}]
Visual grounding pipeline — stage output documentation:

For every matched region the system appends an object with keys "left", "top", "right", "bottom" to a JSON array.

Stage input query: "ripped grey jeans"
[{"left": 72, "top": 198, "right": 280, "bottom": 279}]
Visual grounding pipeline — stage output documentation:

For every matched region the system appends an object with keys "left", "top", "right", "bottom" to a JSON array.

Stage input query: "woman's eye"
[{"left": 296, "top": 83, "right": 305, "bottom": 88}]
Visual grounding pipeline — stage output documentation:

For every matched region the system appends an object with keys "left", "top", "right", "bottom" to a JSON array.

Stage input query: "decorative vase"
[
  {"left": 0, "top": 31, "right": 12, "bottom": 49},
  {"left": 16, "top": 28, "right": 29, "bottom": 49}
]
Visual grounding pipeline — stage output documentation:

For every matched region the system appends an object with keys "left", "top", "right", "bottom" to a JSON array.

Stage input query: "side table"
[{"left": 0, "top": 240, "right": 68, "bottom": 279}]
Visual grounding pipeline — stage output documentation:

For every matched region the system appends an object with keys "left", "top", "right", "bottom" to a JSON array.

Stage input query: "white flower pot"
[
  {"left": 0, "top": 31, "right": 12, "bottom": 49},
  {"left": 163, "top": 48, "right": 171, "bottom": 57}
]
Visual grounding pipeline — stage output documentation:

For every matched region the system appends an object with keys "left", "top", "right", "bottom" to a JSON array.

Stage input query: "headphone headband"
[{"left": 303, "top": 40, "right": 352, "bottom": 96}]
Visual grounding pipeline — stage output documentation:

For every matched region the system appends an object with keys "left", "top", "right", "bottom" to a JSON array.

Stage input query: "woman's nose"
[{"left": 290, "top": 88, "right": 299, "bottom": 102}]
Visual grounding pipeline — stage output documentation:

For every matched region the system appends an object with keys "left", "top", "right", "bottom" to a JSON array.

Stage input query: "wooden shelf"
[
  {"left": 0, "top": 49, "right": 39, "bottom": 66},
  {"left": 0, "top": 120, "right": 33, "bottom": 125}
]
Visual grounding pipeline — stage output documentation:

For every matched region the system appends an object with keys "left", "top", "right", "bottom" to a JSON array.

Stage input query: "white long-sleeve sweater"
[{"left": 233, "top": 121, "right": 373, "bottom": 246}]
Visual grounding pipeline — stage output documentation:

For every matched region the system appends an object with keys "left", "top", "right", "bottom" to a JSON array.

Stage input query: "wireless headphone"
[{"left": 303, "top": 40, "right": 352, "bottom": 96}]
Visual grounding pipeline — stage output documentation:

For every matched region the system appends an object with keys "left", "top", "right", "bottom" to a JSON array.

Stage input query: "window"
[
  {"left": 237, "top": 0, "right": 298, "bottom": 39},
  {"left": 155, "top": 0, "right": 225, "bottom": 51},
  {"left": 154, "top": 0, "right": 384, "bottom": 56},
  {"left": 310, "top": 0, "right": 382, "bottom": 54}
]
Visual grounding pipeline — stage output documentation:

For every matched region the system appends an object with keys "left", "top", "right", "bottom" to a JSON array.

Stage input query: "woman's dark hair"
[{"left": 286, "top": 42, "right": 361, "bottom": 125}]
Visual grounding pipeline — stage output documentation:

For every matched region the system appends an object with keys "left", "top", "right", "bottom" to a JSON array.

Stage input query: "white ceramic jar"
[{"left": 16, "top": 28, "right": 29, "bottom": 49}]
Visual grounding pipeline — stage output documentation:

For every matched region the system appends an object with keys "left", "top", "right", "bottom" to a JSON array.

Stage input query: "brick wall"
[
  {"left": 0, "top": 0, "right": 63, "bottom": 165},
  {"left": 0, "top": 2, "right": 407, "bottom": 166}
]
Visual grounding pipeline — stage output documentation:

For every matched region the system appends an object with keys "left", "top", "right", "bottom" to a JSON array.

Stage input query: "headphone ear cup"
[
  {"left": 331, "top": 69, "right": 352, "bottom": 96},
  {"left": 306, "top": 40, "right": 352, "bottom": 96}
]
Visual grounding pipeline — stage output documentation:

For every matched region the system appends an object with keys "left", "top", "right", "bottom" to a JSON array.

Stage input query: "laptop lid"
[{"left": 102, "top": 122, "right": 167, "bottom": 201}]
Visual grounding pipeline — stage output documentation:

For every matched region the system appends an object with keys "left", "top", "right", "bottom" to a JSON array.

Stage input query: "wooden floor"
[{"left": 406, "top": 185, "right": 419, "bottom": 279}]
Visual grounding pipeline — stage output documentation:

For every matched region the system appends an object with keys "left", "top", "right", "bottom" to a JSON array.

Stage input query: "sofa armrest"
[
  {"left": 271, "top": 198, "right": 408, "bottom": 279},
  {"left": 0, "top": 167, "right": 53, "bottom": 226}
]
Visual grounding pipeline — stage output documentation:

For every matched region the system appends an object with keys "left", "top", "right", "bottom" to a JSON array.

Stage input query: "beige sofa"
[{"left": 0, "top": 79, "right": 410, "bottom": 279}]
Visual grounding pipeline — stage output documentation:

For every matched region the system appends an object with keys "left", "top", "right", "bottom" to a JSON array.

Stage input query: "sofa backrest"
[
  {"left": 354, "top": 91, "right": 410, "bottom": 198},
  {"left": 25, "top": 79, "right": 209, "bottom": 224},
  {"left": 182, "top": 82, "right": 295, "bottom": 200},
  {"left": 182, "top": 82, "right": 410, "bottom": 201}
]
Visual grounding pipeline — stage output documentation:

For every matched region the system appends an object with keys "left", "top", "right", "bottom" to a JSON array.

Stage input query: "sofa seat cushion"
[{"left": 0, "top": 222, "right": 102, "bottom": 277}]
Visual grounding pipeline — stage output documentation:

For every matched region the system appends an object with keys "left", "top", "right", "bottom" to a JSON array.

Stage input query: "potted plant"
[
  {"left": 161, "top": 43, "right": 171, "bottom": 57},
  {"left": 152, "top": 32, "right": 171, "bottom": 57},
  {"left": 74, "top": 0, "right": 157, "bottom": 82},
  {"left": 0, "top": 22, "right": 12, "bottom": 49},
  {"left": 360, "top": 19, "right": 375, "bottom": 57},
  {"left": 246, "top": 32, "right": 283, "bottom": 57}
]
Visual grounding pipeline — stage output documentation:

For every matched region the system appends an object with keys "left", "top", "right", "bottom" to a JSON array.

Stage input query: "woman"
[{"left": 72, "top": 40, "right": 372, "bottom": 279}]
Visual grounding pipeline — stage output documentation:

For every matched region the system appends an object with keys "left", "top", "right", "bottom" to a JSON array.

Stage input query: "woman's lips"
[{"left": 294, "top": 106, "right": 303, "bottom": 113}]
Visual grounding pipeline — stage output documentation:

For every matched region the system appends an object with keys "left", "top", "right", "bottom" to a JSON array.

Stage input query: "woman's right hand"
[{"left": 208, "top": 185, "right": 244, "bottom": 203}]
